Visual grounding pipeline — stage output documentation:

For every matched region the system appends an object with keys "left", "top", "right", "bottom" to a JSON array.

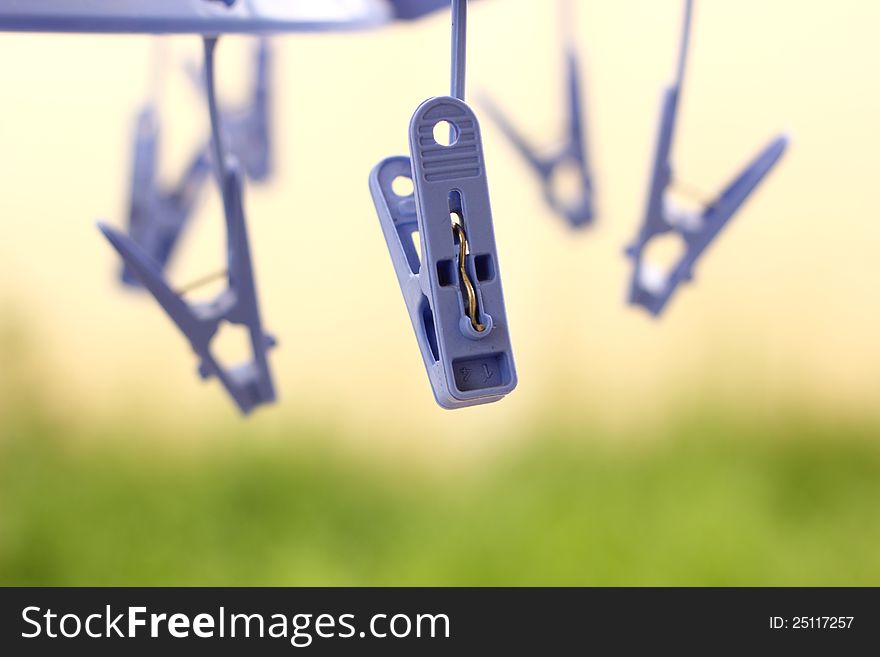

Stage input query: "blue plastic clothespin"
[
  {"left": 121, "top": 107, "right": 212, "bottom": 286},
  {"left": 481, "top": 0, "right": 594, "bottom": 228},
  {"left": 187, "top": 37, "right": 273, "bottom": 182},
  {"left": 626, "top": 0, "right": 789, "bottom": 316},
  {"left": 100, "top": 37, "right": 276, "bottom": 414},
  {"left": 121, "top": 37, "right": 272, "bottom": 286},
  {"left": 226, "top": 38, "right": 272, "bottom": 182},
  {"left": 370, "top": 0, "right": 517, "bottom": 409}
]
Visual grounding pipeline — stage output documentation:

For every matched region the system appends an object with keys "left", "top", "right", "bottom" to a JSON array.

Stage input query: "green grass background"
[
  {"left": 2, "top": 313, "right": 879, "bottom": 586},
  {"left": 2, "top": 401, "right": 879, "bottom": 586}
]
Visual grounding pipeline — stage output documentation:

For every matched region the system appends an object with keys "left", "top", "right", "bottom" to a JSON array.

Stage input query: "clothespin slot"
[
  {"left": 625, "top": 0, "right": 789, "bottom": 316},
  {"left": 480, "top": 0, "right": 594, "bottom": 228},
  {"left": 369, "top": 0, "right": 516, "bottom": 409},
  {"left": 100, "top": 35, "right": 276, "bottom": 414}
]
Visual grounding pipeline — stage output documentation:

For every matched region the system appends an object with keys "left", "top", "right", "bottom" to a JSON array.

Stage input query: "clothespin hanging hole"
[
  {"left": 433, "top": 120, "right": 459, "bottom": 147},
  {"left": 391, "top": 176, "right": 414, "bottom": 197},
  {"left": 639, "top": 232, "right": 687, "bottom": 293},
  {"left": 549, "top": 158, "right": 588, "bottom": 214}
]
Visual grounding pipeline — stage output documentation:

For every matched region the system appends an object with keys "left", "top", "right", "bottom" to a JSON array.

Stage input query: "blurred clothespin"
[
  {"left": 225, "top": 38, "right": 272, "bottom": 182},
  {"left": 101, "top": 37, "right": 276, "bottom": 414},
  {"left": 187, "top": 37, "right": 273, "bottom": 182},
  {"left": 626, "top": 0, "right": 788, "bottom": 316},
  {"left": 481, "top": 0, "right": 595, "bottom": 228},
  {"left": 121, "top": 36, "right": 273, "bottom": 286},
  {"left": 121, "top": 107, "right": 211, "bottom": 286},
  {"left": 370, "top": 0, "right": 517, "bottom": 408}
]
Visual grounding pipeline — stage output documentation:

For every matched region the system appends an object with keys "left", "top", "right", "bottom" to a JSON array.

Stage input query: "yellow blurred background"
[{"left": 0, "top": 0, "right": 878, "bottom": 453}]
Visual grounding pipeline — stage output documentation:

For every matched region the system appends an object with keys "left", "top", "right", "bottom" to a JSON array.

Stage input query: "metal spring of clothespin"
[
  {"left": 100, "top": 36, "right": 276, "bottom": 414},
  {"left": 480, "top": 0, "right": 595, "bottom": 229},
  {"left": 625, "top": 0, "right": 789, "bottom": 316},
  {"left": 369, "top": 0, "right": 517, "bottom": 409}
]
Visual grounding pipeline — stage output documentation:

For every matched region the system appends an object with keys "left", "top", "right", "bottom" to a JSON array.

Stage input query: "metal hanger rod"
[
  {"left": 675, "top": 0, "right": 694, "bottom": 88},
  {"left": 451, "top": 0, "right": 467, "bottom": 100},
  {"left": 559, "top": 0, "right": 575, "bottom": 50}
]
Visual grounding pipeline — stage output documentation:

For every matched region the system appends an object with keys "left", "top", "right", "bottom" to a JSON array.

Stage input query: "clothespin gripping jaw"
[{"left": 369, "top": 156, "right": 445, "bottom": 399}]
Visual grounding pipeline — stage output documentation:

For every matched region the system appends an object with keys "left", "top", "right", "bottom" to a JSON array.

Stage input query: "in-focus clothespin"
[
  {"left": 481, "top": 0, "right": 594, "bottom": 228},
  {"left": 370, "top": 0, "right": 517, "bottom": 409},
  {"left": 626, "top": 0, "right": 789, "bottom": 316},
  {"left": 100, "top": 36, "right": 276, "bottom": 414}
]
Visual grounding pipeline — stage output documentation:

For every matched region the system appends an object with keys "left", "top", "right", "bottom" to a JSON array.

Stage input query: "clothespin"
[
  {"left": 225, "top": 37, "right": 272, "bottom": 182},
  {"left": 626, "top": 0, "right": 788, "bottom": 316},
  {"left": 186, "top": 37, "right": 273, "bottom": 182},
  {"left": 120, "top": 36, "right": 272, "bottom": 286},
  {"left": 121, "top": 106, "right": 211, "bottom": 286},
  {"left": 370, "top": 0, "right": 517, "bottom": 409},
  {"left": 481, "top": 0, "right": 594, "bottom": 228},
  {"left": 100, "top": 36, "right": 276, "bottom": 414}
]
